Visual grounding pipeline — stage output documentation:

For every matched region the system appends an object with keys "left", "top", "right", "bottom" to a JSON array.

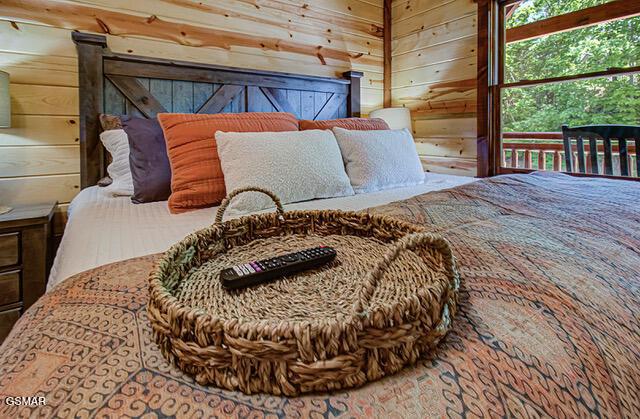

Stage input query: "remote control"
[{"left": 219, "top": 246, "right": 337, "bottom": 290}]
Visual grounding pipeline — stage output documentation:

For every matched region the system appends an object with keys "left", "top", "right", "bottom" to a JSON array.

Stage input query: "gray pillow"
[{"left": 332, "top": 127, "right": 425, "bottom": 193}]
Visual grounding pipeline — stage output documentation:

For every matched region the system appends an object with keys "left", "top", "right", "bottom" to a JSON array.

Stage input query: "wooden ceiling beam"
[{"left": 506, "top": 0, "right": 640, "bottom": 44}]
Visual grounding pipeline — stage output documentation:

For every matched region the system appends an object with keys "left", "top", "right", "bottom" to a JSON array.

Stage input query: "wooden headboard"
[{"left": 72, "top": 32, "right": 363, "bottom": 189}]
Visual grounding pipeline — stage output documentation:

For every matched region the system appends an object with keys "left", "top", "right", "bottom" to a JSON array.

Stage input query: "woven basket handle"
[
  {"left": 352, "top": 232, "right": 455, "bottom": 318},
  {"left": 215, "top": 186, "right": 285, "bottom": 224}
]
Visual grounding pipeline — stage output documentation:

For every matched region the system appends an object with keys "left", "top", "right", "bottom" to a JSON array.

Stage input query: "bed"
[
  {"left": 2, "top": 171, "right": 639, "bottom": 417},
  {"left": 48, "top": 173, "right": 476, "bottom": 290},
  {"left": 0, "top": 33, "right": 639, "bottom": 418}
]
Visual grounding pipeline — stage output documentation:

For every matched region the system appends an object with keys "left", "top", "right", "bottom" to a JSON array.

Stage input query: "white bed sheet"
[{"left": 48, "top": 173, "right": 476, "bottom": 290}]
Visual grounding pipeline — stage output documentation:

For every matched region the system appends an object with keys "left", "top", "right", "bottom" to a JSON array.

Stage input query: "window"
[{"left": 478, "top": 0, "right": 640, "bottom": 177}]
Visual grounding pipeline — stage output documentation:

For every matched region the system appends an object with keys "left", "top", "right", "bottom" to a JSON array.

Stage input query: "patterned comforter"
[{"left": 0, "top": 172, "right": 638, "bottom": 418}]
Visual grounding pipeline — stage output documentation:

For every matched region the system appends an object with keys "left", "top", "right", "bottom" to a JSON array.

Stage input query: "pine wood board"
[
  {"left": 396, "top": 97, "right": 477, "bottom": 115},
  {"left": 392, "top": 14, "right": 476, "bottom": 56},
  {"left": 413, "top": 117, "right": 477, "bottom": 138},
  {"left": 0, "top": 52, "right": 78, "bottom": 88},
  {"left": 420, "top": 155, "right": 477, "bottom": 177},
  {"left": 0, "top": 146, "right": 79, "bottom": 177},
  {"left": 276, "top": 0, "right": 383, "bottom": 25},
  {"left": 234, "top": 0, "right": 384, "bottom": 39},
  {"left": 0, "top": 52, "right": 77, "bottom": 71},
  {"left": 0, "top": 20, "right": 77, "bottom": 57},
  {"left": 107, "top": 31, "right": 383, "bottom": 80},
  {"left": 106, "top": 33, "right": 358, "bottom": 79},
  {"left": 10, "top": 84, "right": 78, "bottom": 116},
  {"left": 392, "top": 0, "right": 456, "bottom": 22},
  {"left": 225, "top": 44, "right": 382, "bottom": 73},
  {"left": 392, "top": 78, "right": 477, "bottom": 107},
  {"left": 411, "top": 99, "right": 477, "bottom": 117},
  {"left": 392, "top": 56, "right": 476, "bottom": 89},
  {"left": 415, "top": 137, "right": 477, "bottom": 158},
  {"left": 2, "top": 65, "right": 77, "bottom": 87},
  {"left": 392, "top": 36, "right": 476, "bottom": 72},
  {"left": 0, "top": 174, "right": 80, "bottom": 206},
  {"left": 392, "top": 91, "right": 477, "bottom": 112},
  {"left": 392, "top": 0, "right": 476, "bottom": 39},
  {"left": 0, "top": 116, "right": 79, "bottom": 146},
  {"left": 361, "top": 88, "right": 385, "bottom": 115}
]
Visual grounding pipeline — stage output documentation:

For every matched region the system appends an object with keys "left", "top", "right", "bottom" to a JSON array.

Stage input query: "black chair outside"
[{"left": 561, "top": 124, "right": 640, "bottom": 177}]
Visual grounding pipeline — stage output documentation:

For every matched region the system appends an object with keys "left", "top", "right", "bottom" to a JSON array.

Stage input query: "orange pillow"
[
  {"left": 158, "top": 112, "right": 298, "bottom": 213},
  {"left": 299, "top": 117, "right": 389, "bottom": 131}
]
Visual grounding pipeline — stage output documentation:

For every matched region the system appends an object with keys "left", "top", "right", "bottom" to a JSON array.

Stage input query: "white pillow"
[
  {"left": 99, "top": 129, "right": 134, "bottom": 196},
  {"left": 216, "top": 129, "right": 354, "bottom": 214},
  {"left": 332, "top": 127, "right": 425, "bottom": 193}
]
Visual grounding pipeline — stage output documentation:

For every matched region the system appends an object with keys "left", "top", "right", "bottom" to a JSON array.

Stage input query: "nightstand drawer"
[
  {"left": 0, "top": 232, "right": 20, "bottom": 267},
  {"left": 0, "top": 270, "right": 20, "bottom": 306},
  {"left": 0, "top": 307, "right": 21, "bottom": 343}
]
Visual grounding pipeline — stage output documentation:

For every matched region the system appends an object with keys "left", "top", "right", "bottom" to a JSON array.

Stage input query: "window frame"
[{"left": 477, "top": 0, "right": 640, "bottom": 178}]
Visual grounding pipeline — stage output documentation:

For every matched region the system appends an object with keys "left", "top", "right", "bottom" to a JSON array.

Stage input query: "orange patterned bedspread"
[{"left": 0, "top": 172, "right": 638, "bottom": 418}]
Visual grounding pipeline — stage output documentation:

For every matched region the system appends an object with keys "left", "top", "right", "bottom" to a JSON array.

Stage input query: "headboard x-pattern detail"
[{"left": 72, "top": 32, "right": 363, "bottom": 189}]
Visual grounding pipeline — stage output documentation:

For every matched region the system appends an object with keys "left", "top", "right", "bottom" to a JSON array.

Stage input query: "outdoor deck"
[{"left": 503, "top": 132, "right": 639, "bottom": 177}]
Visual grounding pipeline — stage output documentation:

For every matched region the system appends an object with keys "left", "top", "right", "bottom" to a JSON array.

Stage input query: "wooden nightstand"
[{"left": 0, "top": 202, "right": 56, "bottom": 343}]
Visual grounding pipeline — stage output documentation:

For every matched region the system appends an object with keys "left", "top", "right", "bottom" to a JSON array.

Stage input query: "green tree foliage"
[{"left": 503, "top": 0, "right": 640, "bottom": 132}]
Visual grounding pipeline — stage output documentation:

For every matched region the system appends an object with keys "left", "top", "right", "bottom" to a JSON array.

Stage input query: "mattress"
[{"left": 48, "top": 173, "right": 476, "bottom": 289}]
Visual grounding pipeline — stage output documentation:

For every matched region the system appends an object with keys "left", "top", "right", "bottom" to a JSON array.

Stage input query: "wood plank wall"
[
  {"left": 0, "top": 0, "right": 384, "bottom": 233},
  {"left": 391, "top": 0, "right": 478, "bottom": 176}
]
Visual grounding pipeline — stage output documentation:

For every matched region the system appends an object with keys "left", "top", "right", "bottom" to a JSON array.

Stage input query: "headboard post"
[
  {"left": 343, "top": 71, "right": 364, "bottom": 117},
  {"left": 73, "top": 32, "right": 107, "bottom": 189}
]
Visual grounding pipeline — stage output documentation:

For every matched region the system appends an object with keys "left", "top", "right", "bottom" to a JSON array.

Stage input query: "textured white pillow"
[
  {"left": 332, "top": 127, "right": 425, "bottom": 193},
  {"left": 216, "top": 129, "right": 354, "bottom": 214},
  {"left": 99, "top": 129, "right": 134, "bottom": 196}
]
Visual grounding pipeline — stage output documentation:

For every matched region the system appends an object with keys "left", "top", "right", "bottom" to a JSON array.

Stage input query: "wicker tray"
[{"left": 148, "top": 187, "right": 460, "bottom": 396}]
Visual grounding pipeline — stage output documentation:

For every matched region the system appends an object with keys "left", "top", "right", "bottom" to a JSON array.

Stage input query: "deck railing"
[{"left": 502, "top": 132, "right": 639, "bottom": 176}]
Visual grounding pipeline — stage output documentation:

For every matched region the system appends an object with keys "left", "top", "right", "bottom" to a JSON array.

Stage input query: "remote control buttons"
[{"left": 282, "top": 254, "right": 299, "bottom": 262}]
